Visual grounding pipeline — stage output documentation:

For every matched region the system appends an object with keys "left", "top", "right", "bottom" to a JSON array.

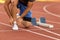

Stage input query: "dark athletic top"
[
  {"left": 17, "top": 0, "right": 35, "bottom": 17},
  {"left": 18, "top": 0, "right": 35, "bottom": 6}
]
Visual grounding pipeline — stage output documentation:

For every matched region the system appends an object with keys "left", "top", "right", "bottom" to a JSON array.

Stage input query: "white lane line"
[
  {"left": 47, "top": 20, "right": 60, "bottom": 24},
  {"left": 43, "top": 4, "right": 60, "bottom": 18},
  {"left": 0, "top": 22, "right": 12, "bottom": 27},
  {"left": 47, "top": 20, "right": 60, "bottom": 30},
  {"left": 0, "top": 22, "right": 59, "bottom": 39},
  {"left": 0, "top": 30, "right": 13, "bottom": 32},
  {"left": 42, "top": 4, "right": 60, "bottom": 30},
  {"left": 0, "top": 22, "right": 60, "bottom": 36},
  {"left": 0, "top": 28, "right": 59, "bottom": 40},
  {"left": 34, "top": 26, "right": 60, "bottom": 36},
  {"left": 20, "top": 28, "right": 60, "bottom": 40}
]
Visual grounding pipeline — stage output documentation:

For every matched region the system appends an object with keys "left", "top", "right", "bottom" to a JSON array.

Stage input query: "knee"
[
  {"left": 23, "top": 21, "right": 32, "bottom": 27},
  {"left": 17, "top": 18, "right": 23, "bottom": 25}
]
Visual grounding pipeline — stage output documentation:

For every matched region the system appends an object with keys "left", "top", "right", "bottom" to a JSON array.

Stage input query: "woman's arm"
[
  {"left": 20, "top": 1, "right": 34, "bottom": 18},
  {"left": 4, "top": 0, "right": 12, "bottom": 18}
]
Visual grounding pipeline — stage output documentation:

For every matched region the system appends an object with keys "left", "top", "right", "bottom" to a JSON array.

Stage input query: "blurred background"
[{"left": 0, "top": 0, "right": 60, "bottom": 3}]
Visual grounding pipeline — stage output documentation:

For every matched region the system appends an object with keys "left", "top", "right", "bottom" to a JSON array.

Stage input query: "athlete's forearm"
[
  {"left": 20, "top": 7, "right": 31, "bottom": 18},
  {"left": 21, "top": 2, "right": 33, "bottom": 18},
  {"left": 4, "top": 4, "right": 12, "bottom": 18}
]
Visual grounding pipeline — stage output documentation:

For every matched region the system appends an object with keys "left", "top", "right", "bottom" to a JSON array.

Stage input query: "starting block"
[
  {"left": 40, "top": 17, "right": 46, "bottom": 23},
  {"left": 31, "top": 18, "right": 37, "bottom": 25},
  {"left": 31, "top": 17, "right": 54, "bottom": 28},
  {"left": 31, "top": 17, "right": 46, "bottom": 25}
]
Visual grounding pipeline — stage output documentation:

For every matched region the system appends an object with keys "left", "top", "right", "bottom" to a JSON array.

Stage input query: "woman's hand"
[
  {"left": 16, "top": 16, "right": 23, "bottom": 25},
  {"left": 9, "top": 17, "right": 14, "bottom": 25}
]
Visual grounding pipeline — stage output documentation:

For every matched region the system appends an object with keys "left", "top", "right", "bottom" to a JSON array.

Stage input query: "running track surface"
[{"left": 0, "top": 2, "right": 60, "bottom": 40}]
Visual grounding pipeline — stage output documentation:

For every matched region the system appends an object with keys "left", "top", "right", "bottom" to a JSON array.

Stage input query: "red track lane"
[{"left": 0, "top": 2, "right": 60, "bottom": 40}]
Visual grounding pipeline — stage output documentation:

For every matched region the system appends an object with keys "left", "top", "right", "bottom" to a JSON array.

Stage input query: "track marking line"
[
  {"left": 0, "top": 22, "right": 60, "bottom": 36},
  {"left": 0, "top": 30, "right": 13, "bottom": 32},
  {"left": 0, "top": 28, "right": 60, "bottom": 40},
  {"left": 43, "top": 4, "right": 60, "bottom": 18},
  {"left": 42, "top": 4, "right": 60, "bottom": 30},
  {"left": 47, "top": 20, "right": 60, "bottom": 24},
  {"left": 0, "top": 22, "right": 60, "bottom": 39},
  {"left": 34, "top": 26, "right": 60, "bottom": 36},
  {"left": 0, "top": 22, "right": 12, "bottom": 27},
  {"left": 20, "top": 28, "right": 60, "bottom": 40}
]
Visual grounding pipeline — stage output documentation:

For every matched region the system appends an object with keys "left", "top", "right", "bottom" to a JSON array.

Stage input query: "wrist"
[{"left": 20, "top": 16, "right": 23, "bottom": 18}]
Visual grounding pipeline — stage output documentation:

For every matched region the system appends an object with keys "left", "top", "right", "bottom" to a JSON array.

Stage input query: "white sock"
[{"left": 12, "top": 21, "right": 19, "bottom": 30}]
